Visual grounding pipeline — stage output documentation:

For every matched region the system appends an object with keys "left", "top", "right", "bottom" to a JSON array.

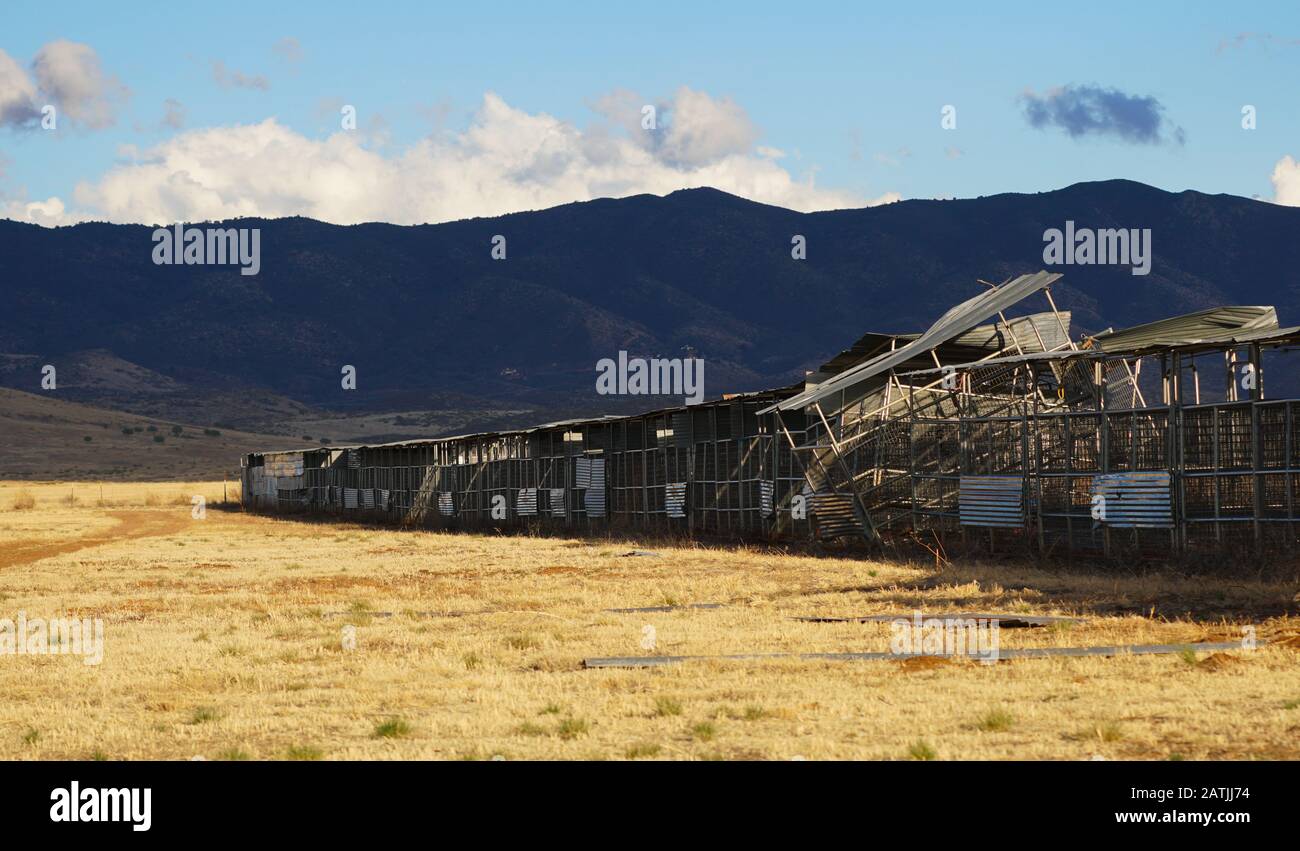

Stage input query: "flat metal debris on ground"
[
  {"left": 792, "top": 612, "right": 1084, "bottom": 628},
  {"left": 603, "top": 603, "right": 727, "bottom": 614},
  {"left": 582, "top": 640, "right": 1252, "bottom": 668}
]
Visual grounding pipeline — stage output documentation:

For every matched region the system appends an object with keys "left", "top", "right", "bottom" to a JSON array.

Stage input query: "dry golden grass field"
[{"left": 0, "top": 479, "right": 1297, "bottom": 761}]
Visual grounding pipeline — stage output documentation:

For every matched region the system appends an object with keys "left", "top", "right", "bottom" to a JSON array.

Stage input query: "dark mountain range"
[{"left": 3, "top": 179, "right": 1298, "bottom": 439}]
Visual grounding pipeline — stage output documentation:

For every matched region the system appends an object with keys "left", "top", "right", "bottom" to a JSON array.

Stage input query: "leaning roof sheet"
[
  {"left": 898, "top": 323, "right": 1300, "bottom": 378},
  {"left": 1090, "top": 306, "right": 1278, "bottom": 352},
  {"left": 760, "top": 270, "right": 1063, "bottom": 413}
]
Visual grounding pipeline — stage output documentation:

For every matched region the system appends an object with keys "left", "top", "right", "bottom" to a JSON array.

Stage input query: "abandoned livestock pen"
[
  {"left": 243, "top": 271, "right": 1300, "bottom": 562},
  {"left": 244, "top": 388, "right": 817, "bottom": 540},
  {"left": 770, "top": 282, "right": 1300, "bottom": 559}
]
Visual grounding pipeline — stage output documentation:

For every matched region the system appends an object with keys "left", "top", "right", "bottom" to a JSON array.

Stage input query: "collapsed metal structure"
[{"left": 243, "top": 271, "right": 1300, "bottom": 559}]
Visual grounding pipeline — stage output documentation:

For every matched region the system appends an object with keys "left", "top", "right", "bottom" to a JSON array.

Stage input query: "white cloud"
[
  {"left": 31, "top": 40, "right": 128, "bottom": 129},
  {"left": 0, "top": 41, "right": 126, "bottom": 130},
  {"left": 657, "top": 86, "right": 759, "bottom": 166},
  {"left": 590, "top": 86, "right": 764, "bottom": 168},
  {"left": 29, "top": 90, "right": 889, "bottom": 226},
  {"left": 1271, "top": 155, "right": 1300, "bottom": 206},
  {"left": 0, "top": 195, "right": 80, "bottom": 227},
  {"left": 0, "top": 49, "right": 40, "bottom": 127}
]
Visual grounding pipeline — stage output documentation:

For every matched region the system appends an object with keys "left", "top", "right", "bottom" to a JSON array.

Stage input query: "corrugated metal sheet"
[
  {"left": 810, "top": 493, "right": 862, "bottom": 539},
  {"left": 584, "top": 458, "right": 606, "bottom": 517},
  {"left": 813, "top": 332, "right": 911, "bottom": 380},
  {"left": 549, "top": 488, "right": 565, "bottom": 517},
  {"left": 264, "top": 453, "right": 304, "bottom": 477},
  {"left": 898, "top": 347, "right": 1092, "bottom": 378},
  {"left": 665, "top": 482, "right": 687, "bottom": 518},
  {"left": 1092, "top": 306, "right": 1277, "bottom": 352},
  {"left": 959, "top": 475, "right": 1024, "bottom": 528},
  {"left": 759, "top": 481, "right": 774, "bottom": 517},
  {"left": 517, "top": 488, "right": 538, "bottom": 515},
  {"left": 438, "top": 491, "right": 455, "bottom": 516},
  {"left": 950, "top": 310, "right": 1071, "bottom": 353},
  {"left": 764, "top": 271, "right": 1062, "bottom": 413},
  {"left": 808, "top": 312, "right": 1070, "bottom": 385},
  {"left": 901, "top": 321, "right": 1300, "bottom": 381},
  {"left": 1091, "top": 471, "right": 1173, "bottom": 528}
]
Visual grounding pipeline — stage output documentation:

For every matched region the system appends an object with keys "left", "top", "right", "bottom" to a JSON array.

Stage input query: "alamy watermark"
[
  {"left": 50, "top": 781, "right": 150, "bottom": 831},
  {"left": 0, "top": 611, "right": 103, "bottom": 665},
  {"left": 889, "top": 612, "right": 1000, "bottom": 663},
  {"left": 596, "top": 351, "right": 704, "bottom": 405},
  {"left": 152, "top": 223, "right": 261, "bottom": 276},
  {"left": 1043, "top": 221, "right": 1151, "bottom": 276}
]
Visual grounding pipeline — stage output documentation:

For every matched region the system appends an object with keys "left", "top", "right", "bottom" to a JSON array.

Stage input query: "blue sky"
[{"left": 2, "top": 0, "right": 1298, "bottom": 224}]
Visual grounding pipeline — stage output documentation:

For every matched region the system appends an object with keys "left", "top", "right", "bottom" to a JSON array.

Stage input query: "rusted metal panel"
[{"left": 264, "top": 453, "right": 304, "bottom": 477}]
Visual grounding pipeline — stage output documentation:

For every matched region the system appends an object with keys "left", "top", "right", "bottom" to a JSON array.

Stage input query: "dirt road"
[{"left": 0, "top": 510, "right": 193, "bottom": 569}]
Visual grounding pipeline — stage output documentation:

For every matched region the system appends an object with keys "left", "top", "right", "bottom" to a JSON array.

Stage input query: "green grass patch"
[
  {"left": 373, "top": 718, "right": 412, "bottom": 739},
  {"left": 908, "top": 740, "right": 937, "bottom": 760}
]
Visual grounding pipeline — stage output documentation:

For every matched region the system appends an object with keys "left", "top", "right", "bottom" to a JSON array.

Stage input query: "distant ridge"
[{"left": 3, "top": 179, "right": 1297, "bottom": 435}]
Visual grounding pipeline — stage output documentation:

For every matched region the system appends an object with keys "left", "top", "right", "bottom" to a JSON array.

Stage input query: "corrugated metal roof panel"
[
  {"left": 898, "top": 324, "right": 1300, "bottom": 379},
  {"left": 762, "top": 271, "right": 1062, "bottom": 413},
  {"left": 951, "top": 311, "right": 1071, "bottom": 353},
  {"left": 1091, "top": 306, "right": 1278, "bottom": 352}
]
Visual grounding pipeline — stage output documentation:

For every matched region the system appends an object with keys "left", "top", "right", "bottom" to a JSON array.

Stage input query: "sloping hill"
[
  {"left": 3, "top": 179, "right": 1298, "bottom": 431},
  {"left": 0, "top": 387, "right": 307, "bottom": 480}
]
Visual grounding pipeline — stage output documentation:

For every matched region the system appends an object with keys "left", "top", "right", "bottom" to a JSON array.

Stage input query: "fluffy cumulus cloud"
[
  {"left": 1020, "top": 83, "right": 1184, "bottom": 145},
  {"left": 1271, "top": 155, "right": 1300, "bottom": 206},
  {"left": 0, "top": 195, "right": 76, "bottom": 227},
  {"left": 21, "top": 88, "right": 887, "bottom": 226},
  {"left": 0, "top": 40, "right": 127, "bottom": 130},
  {"left": 30, "top": 40, "right": 128, "bottom": 128}
]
